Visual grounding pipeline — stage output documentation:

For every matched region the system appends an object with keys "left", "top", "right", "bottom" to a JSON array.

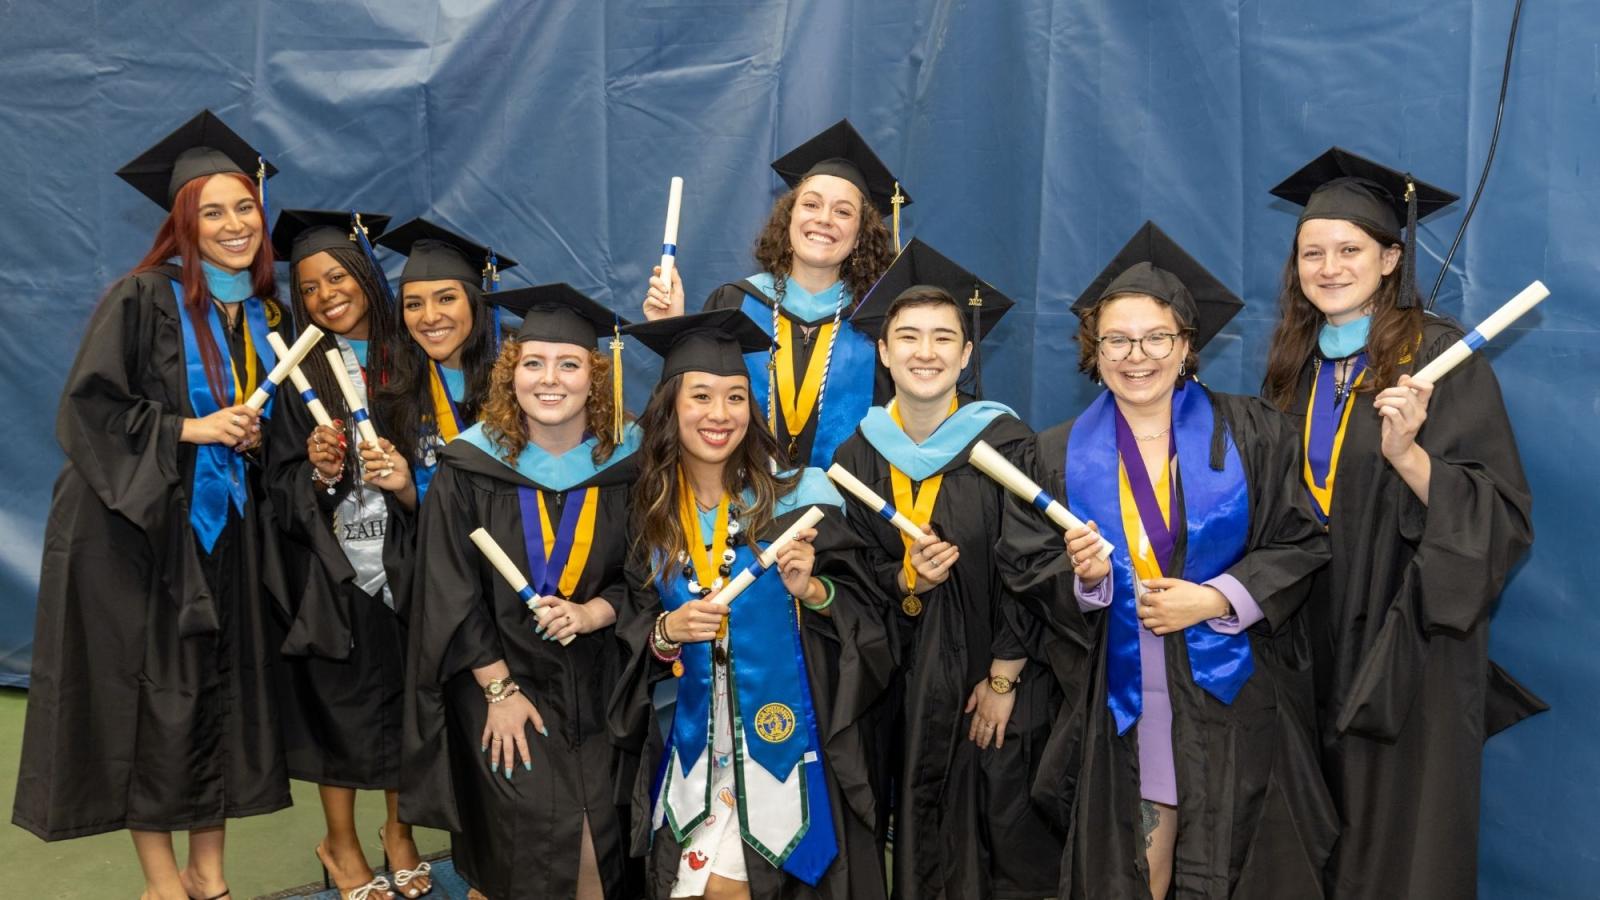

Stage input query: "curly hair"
[
  {"left": 478, "top": 340, "right": 619, "bottom": 465},
  {"left": 1074, "top": 292, "right": 1200, "bottom": 384},
  {"left": 629, "top": 373, "right": 799, "bottom": 581},
  {"left": 1262, "top": 224, "right": 1420, "bottom": 411},
  {"left": 752, "top": 178, "right": 896, "bottom": 311}
]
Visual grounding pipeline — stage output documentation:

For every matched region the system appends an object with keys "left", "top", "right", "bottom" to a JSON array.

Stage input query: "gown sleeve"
[{"left": 995, "top": 428, "right": 1095, "bottom": 652}]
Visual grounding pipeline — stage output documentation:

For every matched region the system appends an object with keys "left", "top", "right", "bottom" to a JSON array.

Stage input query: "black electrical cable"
[{"left": 1428, "top": 0, "right": 1528, "bottom": 309}]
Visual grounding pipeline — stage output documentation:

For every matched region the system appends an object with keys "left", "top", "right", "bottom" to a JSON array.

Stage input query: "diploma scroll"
[
  {"left": 658, "top": 176, "right": 684, "bottom": 286},
  {"left": 244, "top": 324, "right": 323, "bottom": 411},
  {"left": 825, "top": 464, "right": 929, "bottom": 542},
  {"left": 1412, "top": 280, "right": 1549, "bottom": 385},
  {"left": 968, "top": 440, "right": 1114, "bottom": 560},
  {"left": 265, "top": 332, "right": 334, "bottom": 428},
  {"left": 323, "top": 349, "right": 381, "bottom": 448},
  {"left": 709, "top": 506, "right": 827, "bottom": 608},
  {"left": 468, "top": 527, "right": 575, "bottom": 646}
]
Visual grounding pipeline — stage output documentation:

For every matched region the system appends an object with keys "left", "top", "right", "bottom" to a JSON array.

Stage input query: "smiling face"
[
  {"left": 295, "top": 251, "right": 370, "bottom": 338},
  {"left": 1295, "top": 218, "right": 1402, "bottom": 325},
  {"left": 674, "top": 372, "right": 751, "bottom": 469},
  {"left": 514, "top": 340, "right": 592, "bottom": 436},
  {"left": 401, "top": 279, "right": 475, "bottom": 366},
  {"left": 878, "top": 301, "right": 972, "bottom": 404},
  {"left": 1094, "top": 294, "right": 1190, "bottom": 412},
  {"left": 195, "top": 175, "right": 263, "bottom": 272},
  {"left": 787, "top": 174, "right": 863, "bottom": 276}
]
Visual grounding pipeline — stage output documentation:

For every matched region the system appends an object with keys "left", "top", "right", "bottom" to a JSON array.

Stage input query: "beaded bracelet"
[
  {"left": 650, "top": 611, "right": 682, "bottom": 662},
  {"left": 310, "top": 466, "right": 340, "bottom": 495},
  {"left": 800, "top": 575, "right": 836, "bottom": 612}
]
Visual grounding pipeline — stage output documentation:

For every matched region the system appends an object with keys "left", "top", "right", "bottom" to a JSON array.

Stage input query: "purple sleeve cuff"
[
  {"left": 1074, "top": 574, "right": 1113, "bottom": 613},
  {"left": 1205, "top": 573, "right": 1263, "bottom": 634}
]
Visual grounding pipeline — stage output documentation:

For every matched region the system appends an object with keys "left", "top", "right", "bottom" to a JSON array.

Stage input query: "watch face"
[
  {"left": 990, "top": 676, "right": 1012, "bottom": 694},
  {"left": 487, "top": 681, "right": 505, "bottom": 695}
]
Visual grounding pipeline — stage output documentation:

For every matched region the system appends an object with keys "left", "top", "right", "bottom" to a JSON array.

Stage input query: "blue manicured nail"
[
  {"left": 539, "top": 726, "right": 549, "bottom": 737},
  {"left": 504, "top": 768, "right": 512, "bottom": 781},
  {"left": 480, "top": 744, "right": 488, "bottom": 753},
  {"left": 524, "top": 761, "right": 532, "bottom": 771},
  {"left": 491, "top": 761, "right": 498, "bottom": 773}
]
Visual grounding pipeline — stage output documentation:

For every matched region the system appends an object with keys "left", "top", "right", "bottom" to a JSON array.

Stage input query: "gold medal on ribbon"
[
  {"left": 901, "top": 594, "right": 924, "bottom": 617},
  {"left": 887, "top": 398, "right": 956, "bottom": 618}
]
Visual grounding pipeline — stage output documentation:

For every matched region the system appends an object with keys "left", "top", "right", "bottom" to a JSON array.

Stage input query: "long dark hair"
[
  {"left": 372, "top": 280, "right": 499, "bottom": 467},
  {"left": 752, "top": 179, "right": 895, "bottom": 312},
  {"left": 629, "top": 373, "right": 799, "bottom": 580},
  {"left": 1262, "top": 223, "right": 1421, "bottom": 411},
  {"left": 286, "top": 244, "right": 403, "bottom": 428},
  {"left": 129, "top": 172, "right": 277, "bottom": 406}
]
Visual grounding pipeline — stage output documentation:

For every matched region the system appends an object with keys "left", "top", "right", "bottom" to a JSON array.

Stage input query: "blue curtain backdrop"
[{"left": 1, "top": 1, "right": 1594, "bottom": 894}]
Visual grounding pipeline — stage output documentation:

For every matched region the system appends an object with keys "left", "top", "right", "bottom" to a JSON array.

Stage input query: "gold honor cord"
[
  {"left": 773, "top": 316, "right": 836, "bottom": 459},
  {"left": 427, "top": 365, "right": 461, "bottom": 442},
  {"left": 886, "top": 397, "right": 957, "bottom": 617},
  {"left": 1117, "top": 457, "right": 1175, "bottom": 585},
  {"left": 1301, "top": 367, "right": 1366, "bottom": 523},
  {"left": 535, "top": 487, "right": 600, "bottom": 599},
  {"left": 676, "top": 467, "right": 733, "bottom": 642}
]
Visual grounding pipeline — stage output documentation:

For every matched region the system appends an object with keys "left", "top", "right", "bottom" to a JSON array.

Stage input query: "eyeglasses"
[{"left": 1095, "top": 332, "right": 1184, "bottom": 361}]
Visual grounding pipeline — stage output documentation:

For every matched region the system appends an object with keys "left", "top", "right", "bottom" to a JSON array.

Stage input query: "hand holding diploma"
[
  {"left": 642, "top": 177, "right": 687, "bottom": 320},
  {"left": 708, "top": 507, "right": 827, "bottom": 608},
  {"left": 469, "top": 528, "right": 575, "bottom": 646},
  {"left": 968, "top": 440, "right": 1114, "bottom": 559}
]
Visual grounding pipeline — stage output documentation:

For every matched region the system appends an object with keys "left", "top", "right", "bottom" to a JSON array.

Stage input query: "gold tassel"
[
  {"left": 890, "top": 181, "right": 905, "bottom": 253},
  {"left": 611, "top": 321, "right": 625, "bottom": 441}
]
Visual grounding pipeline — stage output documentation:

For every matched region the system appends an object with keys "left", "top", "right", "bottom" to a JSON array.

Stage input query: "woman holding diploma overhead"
[
  {"left": 401, "top": 284, "right": 641, "bottom": 900},
  {"left": 996, "top": 223, "right": 1336, "bottom": 900},
  {"left": 263, "top": 209, "right": 435, "bottom": 899},
  {"left": 640, "top": 120, "right": 901, "bottom": 468},
  {"left": 830, "top": 240, "right": 1064, "bottom": 899},
  {"left": 1261, "top": 149, "right": 1545, "bottom": 900},
  {"left": 13, "top": 110, "right": 291, "bottom": 900},
  {"left": 610, "top": 310, "right": 890, "bottom": 900}
]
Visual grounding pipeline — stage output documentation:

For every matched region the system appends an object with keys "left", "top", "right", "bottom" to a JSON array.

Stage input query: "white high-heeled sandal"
[{"left": 392, "top": 860, "right": 433, "bottom": 898}]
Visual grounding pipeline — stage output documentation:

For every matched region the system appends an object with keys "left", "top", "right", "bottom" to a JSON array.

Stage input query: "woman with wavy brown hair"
[
  {"left": 1262, "top": 149, "right": 1545, "bottom": 900},
  {"left": 14, "top": 110, "right": 290, "bottom": 900},
  {"left": 401, "top": 284, "right": 642, "bottom": 900},
  {"left": 610, "top": 309, "right": 891, "bottom": 900},
  {"left": 640, "top": 120, "right": 901, "bottom": 469}
]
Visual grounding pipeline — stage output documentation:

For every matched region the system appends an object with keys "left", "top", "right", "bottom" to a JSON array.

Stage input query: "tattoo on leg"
[{"left": 1140, "top": 800, "right": 1159, "bottom": 849}]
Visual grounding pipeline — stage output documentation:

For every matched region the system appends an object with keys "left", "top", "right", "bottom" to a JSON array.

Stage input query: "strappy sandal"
[
  {"left": 380, "top": 826, "right": 435, "bottom": 898},
  {"left": 316, "top": 842, "right": 395, "bottom": 900}
]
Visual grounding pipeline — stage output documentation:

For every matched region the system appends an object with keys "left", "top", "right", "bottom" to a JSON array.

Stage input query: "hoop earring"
[{"left": 1178, "top": 360, "right": 1188, "bottom": 377}]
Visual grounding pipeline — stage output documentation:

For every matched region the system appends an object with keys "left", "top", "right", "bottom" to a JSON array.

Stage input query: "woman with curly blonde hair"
[
  {"left": 641, "top": 120, "right": 903, "bottom": 469},
  {"left": 401, "top": 284, "right": 643, "bottom": 900}
]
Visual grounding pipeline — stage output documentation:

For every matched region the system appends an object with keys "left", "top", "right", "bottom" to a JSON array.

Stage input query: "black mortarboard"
[
  {"left": 271, "top": 209, "right": 392, "bottom": 265},
  {"left": 1271, "top": 147, "right": 1457, "bottom": 309},
  {"left": 770, "top": 119, "right": 910, "bottom": 217},
  {"left": 116, "top": 109, "right": 278, "bottom": 211},
  {"left": 492, "top": 283, "right": 627, "bottom": 348},
  {"left": 377, "top": 217, "right": 519, "bottom": 287},
  {"left": 1071, "top": 221, "right": 1243, "bottom": 351},
  {"left": 625, "top": 309, "right": 771, "bottom": 383}
]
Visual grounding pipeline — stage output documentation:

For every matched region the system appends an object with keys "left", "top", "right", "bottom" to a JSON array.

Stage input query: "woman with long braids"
[
  {"left": 402, "top": 285, "right": 642, "bottom": 900},
  {"left": 640, "top": 120, "right": 901, "bottom": 469},
  {"left": 14, "top": 111, "right": 291, "bottom": 900},
  {"left": 264, "top": 209, "right": 432, "bottom": 899},
  {"left": 611, "top": 309, "right": 891, "bottom": 900},
  {"left": 1262, "top": 149, "right": 1545, "bottom": 899}
]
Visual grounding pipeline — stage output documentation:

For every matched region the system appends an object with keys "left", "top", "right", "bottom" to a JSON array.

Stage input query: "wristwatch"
[
  {"left": 988, "top": 673, "right": 1020, "bottom": 695},
  {"left": 483, "top": 676, "right": 519, "bottom": 703}
]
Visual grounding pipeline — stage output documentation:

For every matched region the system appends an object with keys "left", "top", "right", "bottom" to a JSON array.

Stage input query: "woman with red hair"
[{"left": 13, "top": 111, "right": 292, "bottom": 900}]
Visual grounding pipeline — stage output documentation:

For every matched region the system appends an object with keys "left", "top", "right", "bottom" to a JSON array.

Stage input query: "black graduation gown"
[
  {"left": 703, "top": 283, "right": 891, "bottom": 467},
  {"left": 1292, "top": 318, "right": 1546, "bottom": 900},
  {"left": 997, "top": 390, "right": 1338, "bottom": 899},
  {"left": 832, "top": 409, "right": 1064, "bottom": 899},
  {"left": 610, "top": 495, "right": 894, "bottom": 900},
  {"left": 264, "top": 362, "right": 413, "bottom": 790},
  {"left": 401, "top": 438, "right": 638, "bottom": 900},
  {"left": 14, "top": 267, "right": 293, "bottom": 839}
]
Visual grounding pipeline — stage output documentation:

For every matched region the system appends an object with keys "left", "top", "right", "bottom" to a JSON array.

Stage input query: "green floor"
[{"left": 0, "top": 688, "right": 451, "bottom": 899}]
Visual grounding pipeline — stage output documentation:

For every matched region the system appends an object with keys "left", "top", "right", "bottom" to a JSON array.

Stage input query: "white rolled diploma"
[
  {"left": 709, "top": 506, "right": 827, "bottom": 608},
  {"left": 323, "top": 348, "right": 381, "bottom": 448},
  {"left": 244, "top": 324, "right": 324, "bottom": 411},
  {"left": 825, "top": 464, "right": 929, "bottom": 542},
  {"left": 968, "top": 440, "right": 1114, "bottom": 560},
  {"left": 265, "top": 332, "right": 334, "bottom": 428},
  {"left": 1412, "top": 280, "right": 1549, "bottom": 385},
  {"left": 468, "top": 527, "right": 575, "bottom": 646},
  {"left": 658, "top": 176, "right": 684, "bottom": 286}
]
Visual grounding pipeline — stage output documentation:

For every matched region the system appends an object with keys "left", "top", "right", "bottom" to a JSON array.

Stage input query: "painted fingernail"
[
  {"left": 481, "top": 743, "right": 488, "bottom": 753},
  {"left": 524, "top": 761, "right": 532, "bottom": 771},
  {"left": 491, "top": 761, "right": 498, "bottom": 773},
  {"left": 540, "top": 726, "right": 549, "bottom": 737},
  {"left": 504, "top": 768, "right": 513, "bottom": 781}
]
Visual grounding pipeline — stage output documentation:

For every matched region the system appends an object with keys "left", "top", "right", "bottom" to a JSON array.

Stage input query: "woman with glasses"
[{"left": 997, "top": 224, "right": 1336, "bottom": 899}]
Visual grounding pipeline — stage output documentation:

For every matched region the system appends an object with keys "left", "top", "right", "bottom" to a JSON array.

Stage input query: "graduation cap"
[
  {"left": 1270, "top": 147, "right": 1457, "bottom": 308},
  {"left": 625, "top": 309, "right": 771, "bottom": 383},
  {"left": 852, "top": 238, "right": 1016, "bottom": 397},
  {"left": 771, "top": 119, "right": 910, "bottom": 220},
  {"left": 495, "top": 282, "right": 633, "bottom": 439},
  {"left": 1071, "top": 221, "right": 1242, "bottom": 351},
  {"left": 116, "top": 109, "right": 278, "bottom": 211},
  {"left": 271, "top": 209, "right": 392, "bottom": 265},
  {"left": 377, "top": 217, "right": 519, "bottom": 288}
]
